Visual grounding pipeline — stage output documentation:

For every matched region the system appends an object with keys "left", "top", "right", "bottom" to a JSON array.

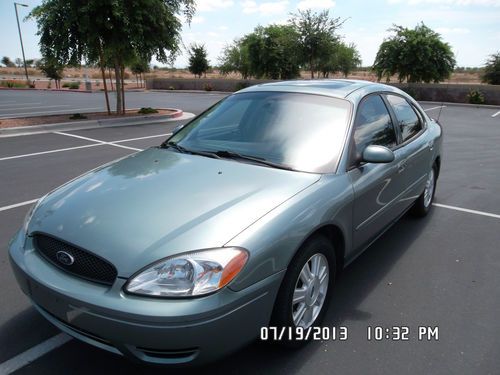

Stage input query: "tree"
[
  {"left": 30, "top": 0, "right": 195, "bottom": 114},
  {"left": 130, "top": 56, "right": 150, "bottom": 88},
  {"left": 37, "top": 58, "right": 64, "bottom": 88},
  {"left": 218, "top": 24, "right": 301, "bottom": 80},
  {"left": 1, "top": 56, "right": 15, "bottom": 67},
  {"left": 188, "top": 43, "right": 209, "bottom": 78},
  {"left": 15, "top": 58, "right": 23, "bottom": 68},
  {"left": 245, "top": 25, "right": 301, "bottom": 80},
  {"left": 218, "top": 40, "right": 251, "bottom": 79},
  {"left": 373, "top": 23, "right": 456, "bottom": 83},
  {"left": 482, "top": 52, "right": 500, "bottom": 85},
  {"left": 336, "top": 43, "right": 361, "bottom": 77},
  {"left": 319, "top": 42, "right": 361, "bottom": 78},
  {"left": 289, "top": 9, "right": 345, "bottom": 78}
]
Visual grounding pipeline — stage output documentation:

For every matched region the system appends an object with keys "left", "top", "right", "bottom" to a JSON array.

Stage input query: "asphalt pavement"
[
  {"left": 0, "top": 89, "right": 228, "bottom": 119},
  {"left": 0, "top": 91, "right": 499, "bottom": 374}
]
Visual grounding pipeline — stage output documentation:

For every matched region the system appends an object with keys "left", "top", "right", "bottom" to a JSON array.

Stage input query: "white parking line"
[
  {"left": 53, "top": 131, "right": 142, "bottom": 151},
  {"left": 0, "top": 107, "right": 102, "bottom": 119},
  {"left": 432, "top": 203, "right": 500, "bottom": 219},
  {"left": 0, "top": 198, "right": 39, "bottom": 212},
  {"left": 0, "top": 333, "right": 71, "bottom": 374},
  {"left": 0, "top": 143, "right": 103, "bottom": 161},
  {"left": 0, "top": 133, "right": 171, "bottom": 161},
  {"left": 0, "top": 105, "right": 71, "bottom": 112},
  {"left": 492, "top": 110, "right": 500, "bottom": 118},
  {"left": 0, "top": 102, "right": 41, "bottom": 108},
  {"left": 113, "top": 133, "right": 171, "bottom": 143},
  {"left": 424, "top": 106, "right": 446, "bottom": 112}
]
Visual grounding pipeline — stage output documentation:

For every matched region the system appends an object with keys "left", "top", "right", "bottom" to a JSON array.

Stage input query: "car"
[{"left": 9, "top": 79, "right": 442, "bottom": 366}]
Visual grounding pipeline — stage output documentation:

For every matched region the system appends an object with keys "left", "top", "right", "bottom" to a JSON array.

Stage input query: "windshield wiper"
[
  {"left": 161, "top": 142, "right": 221, "bottom": 159},
  {"left": 210, "top": 150, "right": 295, "bottom": 171}
]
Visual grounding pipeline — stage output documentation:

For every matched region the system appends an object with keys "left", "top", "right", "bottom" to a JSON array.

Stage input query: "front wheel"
[
  {"left": 411, "top": 165, "right": 437, "bottom": 217},
  {"left": 270, "top": 235, "right": 336, "bottom": 346}
]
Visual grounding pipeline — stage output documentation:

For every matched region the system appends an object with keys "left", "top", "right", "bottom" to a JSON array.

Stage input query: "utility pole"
[{"left": 14, "top": 2, "right": 30, "bottom": 84}]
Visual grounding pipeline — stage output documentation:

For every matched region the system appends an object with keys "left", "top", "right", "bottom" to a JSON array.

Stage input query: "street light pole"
[{"left": 14, "top": 2, "right": 29, "bottom": 84}]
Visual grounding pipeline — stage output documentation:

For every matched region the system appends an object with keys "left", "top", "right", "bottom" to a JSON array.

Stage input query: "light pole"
[{"left": 14, "top": 2, "right": 29, "bottom": 84}]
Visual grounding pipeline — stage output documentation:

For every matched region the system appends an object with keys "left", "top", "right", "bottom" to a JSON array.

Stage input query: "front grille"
[{"left": 33, "top": 233, "right": 117, "bottom": 285}]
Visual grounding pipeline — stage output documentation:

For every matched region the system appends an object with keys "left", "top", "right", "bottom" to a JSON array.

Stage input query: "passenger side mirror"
[{"left": 362, "top": 145, "right": 395, "bottom": 164}]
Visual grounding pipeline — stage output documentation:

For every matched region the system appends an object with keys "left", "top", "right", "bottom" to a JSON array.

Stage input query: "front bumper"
[{"left": 9, "top": 230, "right": 284, "bottom": 365}]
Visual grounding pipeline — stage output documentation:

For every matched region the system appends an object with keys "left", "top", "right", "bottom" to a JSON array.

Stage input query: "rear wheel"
[
  {"left": 411, "top": 165, "right": 437, "bottom": 217},
  {"left": 270, "top": 235, "right": 336, "bottom": 346}
]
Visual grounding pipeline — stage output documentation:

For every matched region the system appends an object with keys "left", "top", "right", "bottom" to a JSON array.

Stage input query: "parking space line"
[
  {"left": 0, "top": 107, "right": 102, "bottom": 119},
  {"left": 0, "top": 105, "right": 71, "bottom": 112},
  {"left": 112, "top": 133, "right": 171, "bottom": 144},
  {"left": 0, "top": 133, "right": 170, "bottom": 162},
  {"left": 0, "top": 333, "right": 71, "bottom": 374},
  {"left": 0, "top": 102, "right": 41, "bottom": 108},
  {"left": 424, "top": 106, "right": 446, "bottom": 112},
  {"left": 0, "top": 199, "right": 39, "bottom": 212},
  {"left": 53, "top": 131, "right": 142, "bottom": 151},
  {"left": 433, "top": 203, "right": 500, "bottom": 219},
  {"left": 492, "top": 110, "right": 500, "bottom": 118},
  {"left": 0, "top": 143, "right": 103, "bottom": 161}
]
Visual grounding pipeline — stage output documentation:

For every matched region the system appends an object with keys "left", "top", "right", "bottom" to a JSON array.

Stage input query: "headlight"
[
  {"left": 23, "top": 195, "right": 46, "bottom": 235},
  {"left": 125, "top": 247, "right": 249, "bottom": 297}
]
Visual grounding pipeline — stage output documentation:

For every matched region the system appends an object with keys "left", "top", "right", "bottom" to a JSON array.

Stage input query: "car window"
[
  {"left": 386, "top": 95, "right": 423, "bottom": 142},
  {"left": 168, "top": 92, "right": 351, "bottom": 173},
  {"left": 352, "top": 95, "right": 397, "bottom": 161}
]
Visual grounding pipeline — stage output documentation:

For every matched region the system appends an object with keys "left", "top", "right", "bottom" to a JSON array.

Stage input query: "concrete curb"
[
  {"left": 0, "top": 109, "right": 193, "bottom": 138},
  {"left": 149, "top": 89, "right": 229, "bottom": 95}
]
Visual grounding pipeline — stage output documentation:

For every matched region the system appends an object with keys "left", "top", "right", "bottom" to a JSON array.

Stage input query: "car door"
[
  {"left": 347, "top": 94, "right": 409, "bottom": 251},
  {"left": 384, "top": 94, "right": 433, "bottom": 205}
]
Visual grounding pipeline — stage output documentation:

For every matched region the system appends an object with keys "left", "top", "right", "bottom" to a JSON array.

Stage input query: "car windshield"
[{"left": 167, "top": 91, "right": 351, "bottom": 173}]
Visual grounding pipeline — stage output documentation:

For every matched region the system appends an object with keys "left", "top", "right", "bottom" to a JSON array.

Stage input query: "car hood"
[{"left": 28, "top": 147, "right": 320, "bottom": 277}]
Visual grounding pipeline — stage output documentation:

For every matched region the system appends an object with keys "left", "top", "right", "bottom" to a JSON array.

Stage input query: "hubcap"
[
  {"left": 423, "top": 169, "right": 435, "bottom": 208},
  {"left": 292, "top": 253, "right": 329, "bottom": 328}
]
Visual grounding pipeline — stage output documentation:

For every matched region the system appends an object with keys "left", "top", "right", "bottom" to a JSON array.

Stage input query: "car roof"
[{"left": 238, "top": 79, "right": 402, "bottom": 100}]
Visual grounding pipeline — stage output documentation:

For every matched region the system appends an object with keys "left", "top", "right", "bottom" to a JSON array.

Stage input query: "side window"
[
  {"left": 352, "top": 95, "right": 397, "bottom": 161},
  {"left": 386, "top": 95, "right": 423, "bottom": 142}
]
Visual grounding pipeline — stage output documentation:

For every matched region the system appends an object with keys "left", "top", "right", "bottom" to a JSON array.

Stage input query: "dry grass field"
[{"left": 0, "top": 66, "right": 484, "bottom": 85}]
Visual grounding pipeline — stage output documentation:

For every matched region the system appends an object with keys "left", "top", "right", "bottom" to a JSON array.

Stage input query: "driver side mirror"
[{"left": 362, "top": 145, "right": 395, "bottom": 164}]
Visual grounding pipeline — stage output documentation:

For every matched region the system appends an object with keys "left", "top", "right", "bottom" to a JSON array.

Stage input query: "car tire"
[
  {"left": 270, "top": 235, "right": 336, "bottom": 347},
  {"left": 411, "top": 164, "right": 437, "bottom": 217}
]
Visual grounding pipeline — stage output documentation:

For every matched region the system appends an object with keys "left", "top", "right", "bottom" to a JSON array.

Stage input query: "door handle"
[{"left": 397, "top": 159, "right": 407, "bottom": 173}]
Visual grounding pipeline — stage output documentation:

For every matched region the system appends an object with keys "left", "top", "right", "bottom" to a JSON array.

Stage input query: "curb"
[
  {"left": 0, "top": 108, "right": 191, "bottom": 138},
  {"left": 149, "top": 89, "right": 229, "bottom": 95}
]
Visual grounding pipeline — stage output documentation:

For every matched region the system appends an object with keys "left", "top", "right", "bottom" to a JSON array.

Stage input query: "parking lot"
[{"left": 0, "top": 91, "right": 499, "bottom": 374}]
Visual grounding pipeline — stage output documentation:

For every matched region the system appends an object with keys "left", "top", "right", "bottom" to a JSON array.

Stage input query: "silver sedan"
[{"left": 9, "top": 79, "right": 442, "bottom": 365}]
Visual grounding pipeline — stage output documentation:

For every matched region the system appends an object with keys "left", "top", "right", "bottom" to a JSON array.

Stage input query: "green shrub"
[
  {"left": 467, "top": 89, "right": 485, "bottom": 104},
  {"left": 203, "top": 83, "right": 213, "bottom": 91},
  {"left": 68, "top": 82, "right": 80, "bottom": 89},
  {"left": 138, "top": 107, "right": 158, "bottom": 114},
  {"left": 69, "top": 113, "right": 88, "bottom": 120}
]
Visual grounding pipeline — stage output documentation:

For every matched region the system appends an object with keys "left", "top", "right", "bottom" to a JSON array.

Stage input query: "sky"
[{"left": 0, "top": 0, "right": 499, "bottom": 69}]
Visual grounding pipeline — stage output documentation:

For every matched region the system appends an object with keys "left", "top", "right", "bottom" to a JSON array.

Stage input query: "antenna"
[{"left": 436, "top": 81, "right": 449, "bottom": 123}]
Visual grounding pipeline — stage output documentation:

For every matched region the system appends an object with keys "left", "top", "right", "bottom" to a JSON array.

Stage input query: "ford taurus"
[{"left": 9, "top": 80, "right": 442, "bottom": 365}]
